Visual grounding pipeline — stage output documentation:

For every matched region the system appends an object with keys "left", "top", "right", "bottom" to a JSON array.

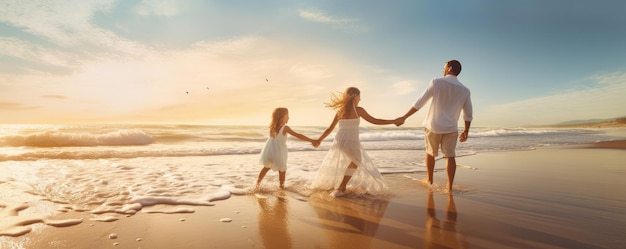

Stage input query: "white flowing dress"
[
  {"left": 259, "top": 126, "right": 288, "bottom": 172},
  {"left": 311, "top": 114, "right": 388, "bottom": 195}
]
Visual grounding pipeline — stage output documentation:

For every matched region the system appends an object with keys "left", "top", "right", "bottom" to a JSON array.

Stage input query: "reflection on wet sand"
[
  {"left": 425, "top": 192, "right": 468, "bottom": 249},
  {"left": 257, "top": 193, "right": 292, "bottom": 249},
  {"left": 308, "top": 194, "right": 389, "bottom": 248}
]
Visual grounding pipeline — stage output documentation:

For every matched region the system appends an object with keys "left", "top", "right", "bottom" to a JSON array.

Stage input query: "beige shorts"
[{"left": 425, "top": 128, "right": 458, "bottom": 158}]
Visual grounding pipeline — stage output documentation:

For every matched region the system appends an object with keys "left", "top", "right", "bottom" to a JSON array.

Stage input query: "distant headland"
[{"left": 546, "top": 116, "right": 626, "bottom": 128}]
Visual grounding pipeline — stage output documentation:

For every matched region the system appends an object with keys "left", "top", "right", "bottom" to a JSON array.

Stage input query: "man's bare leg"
[
  {"left": 446, "top": 157, "right": 457, "bottom": 192},
  {"left": 426, "top": 153, "right": 435, "bottom": 185}
]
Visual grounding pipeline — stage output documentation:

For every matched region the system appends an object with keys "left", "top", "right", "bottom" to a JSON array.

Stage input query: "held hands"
[
  {"left": 393, "top": 117, "right": 405, "bottom": 127},
  {"left": 311, "top": 139, "right": 321, "bottom": 148},
  {"left": 313, "top": 138, "right": 324, "bottom": 148}
]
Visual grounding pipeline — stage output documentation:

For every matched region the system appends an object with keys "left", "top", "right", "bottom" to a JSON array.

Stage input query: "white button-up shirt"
[{"left": 413, "top": 75, "right": 473, "bottom": 134}]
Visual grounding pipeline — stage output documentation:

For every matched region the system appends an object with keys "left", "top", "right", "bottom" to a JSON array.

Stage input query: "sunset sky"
[{"left": 1, "top": 0, "right": 625, "bottom": 127}]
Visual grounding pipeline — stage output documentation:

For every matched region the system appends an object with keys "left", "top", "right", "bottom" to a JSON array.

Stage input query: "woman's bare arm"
[
  {"left": 357, "top": 107, "right": 396, "bottom": 125},
  {"left": 317, "top": 115, "right": 339, "bottom": 143}
]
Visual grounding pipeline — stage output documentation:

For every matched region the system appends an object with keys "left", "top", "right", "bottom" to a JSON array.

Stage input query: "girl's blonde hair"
[
  {"left": 269, "top": 107, "right": 288, "bottom": 137},
  {"left": 325, "top": 87, "right": 360, "bottom": 118}
]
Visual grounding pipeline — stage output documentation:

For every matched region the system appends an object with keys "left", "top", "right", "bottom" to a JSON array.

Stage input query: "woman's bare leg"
[{"left": 337, "top": 162, "right": 357, "bottom": 191}]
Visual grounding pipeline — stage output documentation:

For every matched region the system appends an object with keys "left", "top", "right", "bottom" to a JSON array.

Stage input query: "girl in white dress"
[
  {"left": 312, "top": 87, "right": 402, "bottom": 197},
  {"left": 258, "top": 107, "right": 319, "bottom": 189}
]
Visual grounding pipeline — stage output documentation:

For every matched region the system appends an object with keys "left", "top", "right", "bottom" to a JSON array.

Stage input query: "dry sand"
[{"left": 3, "top": 141, "right": 626, "bottom": 249}]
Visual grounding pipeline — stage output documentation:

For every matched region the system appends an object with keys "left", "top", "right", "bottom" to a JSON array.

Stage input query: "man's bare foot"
[{"left": 446, "top": 183, "right": 453, "bottom": 193}]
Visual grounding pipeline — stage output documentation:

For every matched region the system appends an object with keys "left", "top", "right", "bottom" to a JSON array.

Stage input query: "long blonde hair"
[
  {"left": 325, "top": 87, "right": 360, "bottom": 118},
  {"left": 269, "top": 107, "right": 288, "bottom": 137}
]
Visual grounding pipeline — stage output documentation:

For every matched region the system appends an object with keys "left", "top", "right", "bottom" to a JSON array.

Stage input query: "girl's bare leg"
[
  {"left": 257, "top": 167, "right": 270, "bottom": 186},
  {"left": 279, "top": 171, "right": 286, "bottom": 189}
]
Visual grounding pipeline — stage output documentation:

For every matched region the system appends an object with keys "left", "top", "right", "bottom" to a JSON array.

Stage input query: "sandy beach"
[{"left": 1, "top": 140, "right": 622, "bottom": 249}]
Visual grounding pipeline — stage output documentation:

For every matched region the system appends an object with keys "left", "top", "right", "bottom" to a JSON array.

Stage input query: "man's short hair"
[{"left": 447, "top": 60, "right": 462, "bottom": 76}]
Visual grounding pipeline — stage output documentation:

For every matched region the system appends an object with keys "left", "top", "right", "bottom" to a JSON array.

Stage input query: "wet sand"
[{"left": 3, "top": 141, "right": 626, "bottom": 249}]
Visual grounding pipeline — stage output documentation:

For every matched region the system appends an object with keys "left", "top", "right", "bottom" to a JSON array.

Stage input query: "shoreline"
[
  {"left": 2, "top": 140, "right": 626, "bottom": 248},
  {"left": 576, "top": 139, "right": 626, "bottom": 149}
]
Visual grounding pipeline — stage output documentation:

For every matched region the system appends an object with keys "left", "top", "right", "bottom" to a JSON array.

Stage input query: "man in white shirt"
[{"left": 398, "top": 60, "right": 473, "bottom": 192}]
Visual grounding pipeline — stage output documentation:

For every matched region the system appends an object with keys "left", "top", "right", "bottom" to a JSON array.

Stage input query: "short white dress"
[
  {"left": 311, "top": 112, "right": 388, "bottom": 195},
  {"left": 259, "top": 126, "right": 288, "bottom": 172}
]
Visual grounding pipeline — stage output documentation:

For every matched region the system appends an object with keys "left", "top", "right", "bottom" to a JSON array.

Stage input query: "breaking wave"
[{"left": 0, "top": 129, "right": 154, "bottom": 147}]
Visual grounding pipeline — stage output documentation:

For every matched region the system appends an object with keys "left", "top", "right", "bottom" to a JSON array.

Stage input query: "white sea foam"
[
  {"left": 359, "top": 130, "right": 423, "bottom": 141},
  {"left": 470, "top": 128, "right": 591, "bottom": 138},
  {"left": 0, "top": 149, "right": 426, "bottom": 236}
]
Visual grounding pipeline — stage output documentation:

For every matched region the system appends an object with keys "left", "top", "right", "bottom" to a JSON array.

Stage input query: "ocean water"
[
  {"left": 0, "top": 124, "right": 623, "bottom": 237},
  {"left": 3, "top": 124, "right": 620, "bottom": 161}
]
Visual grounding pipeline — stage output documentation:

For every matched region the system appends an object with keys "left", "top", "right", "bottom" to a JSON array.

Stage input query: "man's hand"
[{"left": 459, "top": 131, "right": 468, "bottom": 142}]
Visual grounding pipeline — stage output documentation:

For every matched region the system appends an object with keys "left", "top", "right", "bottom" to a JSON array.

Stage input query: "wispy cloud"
[
  {"left": 0, "top": 101, "right": 40, "bottom": 110},
  {"left": 0, "top": 1, "right": 115, "bottom": 46},
  {"left": 134, "top": 0, "right": 181, "bottom": 17},
  {"left": 299, "top": 9, "right": 353, "bottom": 24},
  {"left": 298, "top": 9, "right": 367, "bottom": 33},
  {"left": 0, "top": 0, "right": 146, "bottom": 57},
  {"left": 391, "top": 80, "right": 418, "bottom": 96},
  {"left": 484, "top": 72, "right": 626, "bottom": 126},
  {"left": 0, "top": 30, "right": 370, "bottom": 123},
  {"left": 0, "top": 37, "right": 76, "bottom": 68},
  {"left": 287, "top": 63, "right": 335, "bottom": 83},
  {"left": 41, "top": 94, "right": 67, "bottom": 100}
]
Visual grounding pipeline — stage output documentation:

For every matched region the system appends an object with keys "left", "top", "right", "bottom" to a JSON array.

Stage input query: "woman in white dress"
[
  {"left": 312, "top": 87, "right": 402, "bottom": 197},
  {"left": 258, "top": 107, "right": 319, "bottom": 189}
]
